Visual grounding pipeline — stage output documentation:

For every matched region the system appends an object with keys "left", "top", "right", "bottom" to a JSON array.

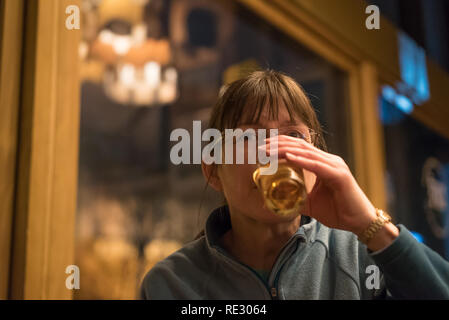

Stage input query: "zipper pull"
[{"left": 271, "top": 287, "right": 277, "bottom": 298}]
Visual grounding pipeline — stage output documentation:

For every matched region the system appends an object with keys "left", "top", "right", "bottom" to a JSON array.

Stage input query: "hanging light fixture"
[{"left": 80, "top": 0, "right": 178, "bottom": 107}]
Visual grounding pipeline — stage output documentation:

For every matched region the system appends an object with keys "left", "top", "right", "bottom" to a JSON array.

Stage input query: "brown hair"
[{"left": 194, "top": 69, "right": 326, "bottom": 240}]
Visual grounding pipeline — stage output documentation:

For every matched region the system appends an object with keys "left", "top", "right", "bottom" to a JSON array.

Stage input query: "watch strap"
[{"left": 358, "top": 209, "right": 391, "bottom": 245}]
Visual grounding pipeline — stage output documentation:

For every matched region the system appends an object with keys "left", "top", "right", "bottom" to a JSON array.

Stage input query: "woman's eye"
[{"left": 287, "top": 131, "right": 306, "bottom": 140}]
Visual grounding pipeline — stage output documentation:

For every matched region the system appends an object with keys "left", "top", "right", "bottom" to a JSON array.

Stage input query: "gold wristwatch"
[{"left": 357, "top": 208, "right": 392, "bottom": 245}]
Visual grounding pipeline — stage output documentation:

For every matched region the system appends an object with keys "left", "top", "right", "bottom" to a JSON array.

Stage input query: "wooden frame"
[
  {"left": 237, "top": 0, "right": 388, "bottom": 210},
  {"left": 272, "top": 0, "right": 449, "bottom": 138},
  {"left": 0, "top": 0, "right": 25, "bottom": 299},
  {"left": 8, "top": 0, "right": 81, "bottom": 299},
  {"left": 3, "top": 0, "right": 449, "bottom": 299},
  {"left": 236, "top": 0, "right": 449, "bottom": 211}
]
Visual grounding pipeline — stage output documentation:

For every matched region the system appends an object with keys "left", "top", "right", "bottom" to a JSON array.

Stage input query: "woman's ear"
[{"left": 201, "top": 162, "right": 223, "bottom": 192}]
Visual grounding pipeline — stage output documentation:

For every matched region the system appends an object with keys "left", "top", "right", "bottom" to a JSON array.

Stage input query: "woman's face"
[{"left": 213, "top": 105, "right": 317, "bottom": 224}]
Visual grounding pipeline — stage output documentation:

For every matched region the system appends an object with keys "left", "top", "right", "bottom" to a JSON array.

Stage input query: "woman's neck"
[{"left": 219, "top": 208, "right": 302, "bottom": 272}]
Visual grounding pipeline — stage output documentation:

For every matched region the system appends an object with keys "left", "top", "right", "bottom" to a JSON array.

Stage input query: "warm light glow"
[
  {"left": 134, "top": 81, "right": 155, "bottom": 105},
  {"left": 88, "top": 12, "right": 178, "bottom": 106},
  {"left": 132, "top": 24, "right": 147, "bottom": 46},
  {"left": 165, "top": 67, "right": 178, "bottom": 83},
  {"left": 144, "top": 62, "right": 161, "bottom": 88},
  {"left": 79, "top": 41, "right": 89, "bottom": 60},
  {"left": 159, "top": 82, "right": 177, "bottom": 104},
  {"left": 113, "top": 35, "right": 132, "bottom": 56},
  {"left": 120, "top": 64, "right": 136, "bottom": 87},
  {"left": 98, "top": 29, "right": 114, "bottom": 45}
]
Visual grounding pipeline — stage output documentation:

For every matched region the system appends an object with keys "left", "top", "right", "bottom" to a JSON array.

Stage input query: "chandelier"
[{"left": 80, "top": 0, "right": 178, "bottom": 107}]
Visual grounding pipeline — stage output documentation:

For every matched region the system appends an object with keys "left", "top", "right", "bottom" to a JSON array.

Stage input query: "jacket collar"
[{"left": 204, "top": 205, "right": 318, "bottom": 251}]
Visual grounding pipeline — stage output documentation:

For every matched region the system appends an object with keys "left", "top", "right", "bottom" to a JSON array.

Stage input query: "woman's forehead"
[{"left": 240, "top": 104, "right": 306, "bottom": 128}]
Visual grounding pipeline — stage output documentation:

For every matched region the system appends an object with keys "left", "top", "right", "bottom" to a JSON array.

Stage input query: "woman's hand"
[{"left": 262, "top": 135, "right": 379, "bottom": 236}]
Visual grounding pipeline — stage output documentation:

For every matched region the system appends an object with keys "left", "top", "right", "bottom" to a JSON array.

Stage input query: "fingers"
[
  {"left": 262, "top": 145, "right": 335, "bottom": 167},
  {"left": 285, "top": 152, "right": 336, "bottom": 180},
  {"left": 260, "top": 135, "right": 349, "bottom": 184},
  {"left": 260, "top": 136, "right": 336, "bottom": 167},
  {"left": 265, "top": 135, "right": 332, "bottom": 160}
]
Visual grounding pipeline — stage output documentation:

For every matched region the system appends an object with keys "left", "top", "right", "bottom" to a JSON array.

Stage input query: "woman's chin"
[{"left": 253, "top": 205, "right": 301, "bottom": 223}]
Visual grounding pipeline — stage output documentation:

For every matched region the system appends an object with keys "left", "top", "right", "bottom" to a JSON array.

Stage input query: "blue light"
[
  {"left": 382, "top": 85, "right": 396, "bottom": 104},
  {"left": 398, "top": 32, "right": 417, "bottom": 89},
  {"left": 394, "top": 94, "right": 414, "bottom": 114},
  {"left": 414, "top": 45, "right": 430, "bottom": 104},
  {"left": 397, "top": 31, "right": 430, "bottom": 105},
  {"left": 410, "top": 231, "right": 424, "bottom": 243},
  {"left": 379, "top": 97, "right": 404, "bottom": 125},
  {"left": 380, "top": 86, "right": 413, "bottom": 125}
]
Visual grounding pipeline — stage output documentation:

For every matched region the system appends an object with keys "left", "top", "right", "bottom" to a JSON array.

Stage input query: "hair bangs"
[{"left": 207, "top": 70, "right": 326, "bottom": 151}]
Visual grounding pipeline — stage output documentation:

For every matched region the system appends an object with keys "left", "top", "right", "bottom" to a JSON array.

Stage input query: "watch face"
[{"left": 380, "top": 210, "right": 392, "bottom": 221}]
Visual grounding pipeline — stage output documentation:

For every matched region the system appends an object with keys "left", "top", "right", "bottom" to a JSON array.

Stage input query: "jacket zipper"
[
  {"left": 245, "top": 265, "right": 275, "bottom": 299},
  {"left": 268, "top": 238, "right": 304, "bottom": 300},
  {"left": 244, "top": 266, "right": 280, "bottom": 299},
  {"left": 214, "top": 246, "right": 273, "bottom": 299},
  {"left": 213, "top": 235, "right": 305, "bottom": 300},
  {"left": 271, "top": 287, "right": 277, "bottom": 298},
  {"left": 247, "top": 237, "right": 302, "bottom": 300}
]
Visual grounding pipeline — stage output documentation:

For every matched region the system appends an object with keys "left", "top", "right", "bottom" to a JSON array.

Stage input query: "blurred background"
[
  {"left": 76, "top": 0, "right": 350, "bottom": 299},
  {"left": 1, "top": 0, "right": 448, "bottom": 299}
]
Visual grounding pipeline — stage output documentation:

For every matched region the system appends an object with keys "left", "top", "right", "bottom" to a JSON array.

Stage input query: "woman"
[{"left": 140, "top": 70, "right": 449, "bottom": 299}]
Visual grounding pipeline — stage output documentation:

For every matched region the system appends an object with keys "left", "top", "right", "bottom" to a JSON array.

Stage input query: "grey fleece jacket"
[{"left": 140, "top": 205, "right": 449, "bottom": 299}]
